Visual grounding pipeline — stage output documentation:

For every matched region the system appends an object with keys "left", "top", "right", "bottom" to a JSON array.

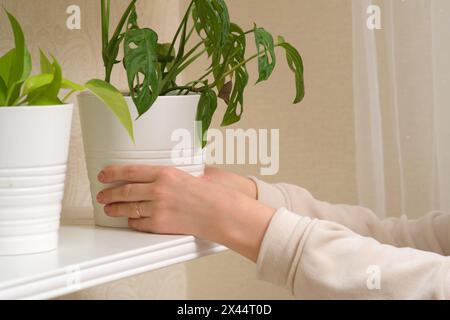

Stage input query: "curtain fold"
[{"left": 352, "top": 0, "right": 450, "bottom": 218}]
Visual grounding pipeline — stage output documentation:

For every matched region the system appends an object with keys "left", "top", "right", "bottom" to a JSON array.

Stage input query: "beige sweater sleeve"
[
  {"left": 252, "top": 178, "right": 450, "bottom": 255},
  {"left": 252, "top": 178, "right": 450, "bottom": 299}
]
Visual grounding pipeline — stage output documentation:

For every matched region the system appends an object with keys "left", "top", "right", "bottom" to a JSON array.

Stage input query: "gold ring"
[{"left": 135, "top": 202, "right": 142, "bottom": 219}]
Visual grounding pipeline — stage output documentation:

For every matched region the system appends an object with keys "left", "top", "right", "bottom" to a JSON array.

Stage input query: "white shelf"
[{"left": 0, "top": 223, "right": 227, "bottom": 300}]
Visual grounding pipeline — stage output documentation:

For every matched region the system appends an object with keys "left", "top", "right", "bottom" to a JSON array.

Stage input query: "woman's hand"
[
  {"left": 204, "top": 166, "right": 258, "bottom": 200},
  {"left": 96, "top": 165, "right": 275, "bottom": 262}
]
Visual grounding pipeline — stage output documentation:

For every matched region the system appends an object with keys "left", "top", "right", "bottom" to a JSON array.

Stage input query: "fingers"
[
  {"left": 128, "top": 217, "right": 182, "bottom": 235},
  {"left": 97, "top": 183, "right": 155, "bottom": 204},
  {"left": 98, "top": 165, "right": 164, "bottom": 183},
  {"left": 128, "top": 218, "right": 155, "bottom": 233},
  {"left": 104, "top": 201, "right": 151, "bottom": 219}
]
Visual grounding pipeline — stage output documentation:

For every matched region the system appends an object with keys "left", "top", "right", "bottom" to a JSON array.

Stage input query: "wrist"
[
  {"left": 214, "top": 192, "right": 275, "bottom": 262},
  {"left": 238, "top": 176, "right": 258, "bottom": 200}
]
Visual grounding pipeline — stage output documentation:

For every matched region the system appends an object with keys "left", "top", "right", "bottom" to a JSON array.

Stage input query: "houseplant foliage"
[
  {"left": 101, "top": 0, "right": 305, "bottom": 146},
  {"left": 0, "top": 9, "right": 134, "bottom": 141}
]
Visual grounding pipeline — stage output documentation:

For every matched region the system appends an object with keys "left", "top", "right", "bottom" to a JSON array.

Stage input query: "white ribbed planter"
[
  {"left": 78, "top": 94, "right": 203, "bottom": 228},
  {"left": 0, "top": 105, "right": 73, "bottom": 256}
]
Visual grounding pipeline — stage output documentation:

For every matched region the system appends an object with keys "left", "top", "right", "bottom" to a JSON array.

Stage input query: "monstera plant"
[{"left": 100, "top": 0, "right": 305, "bottom": 145}]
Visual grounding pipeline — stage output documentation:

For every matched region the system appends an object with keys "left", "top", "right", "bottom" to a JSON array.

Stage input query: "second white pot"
[
  {"left": 0, "top": 105, "right": 73, "bottom": 255},
  {"left": 78, "top": 93, "right": 203, "bottom": 228}
]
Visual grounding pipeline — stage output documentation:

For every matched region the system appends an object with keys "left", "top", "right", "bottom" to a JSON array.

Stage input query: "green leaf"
[
  {"left": 102, "top": 0, "right": 137, "bottom": 82},
  {"left": 59, "top": 78, "right": 87, "bottom": 102},
  {"left": 0, "top": 49, "right": 15, "bottom": 85},
  {"left": 28, "top": 96, "right": 63, "bottom": 106},
  {"left": 39, "top": 59, "right": 62, "bottom": 100},
  {"left": 124, "top": 8, "right": 160, "bottom": 116},
  {"left": 157, "top": 43, "right": 176, "bottom": 65},
  {"left": 254, "top": 26, "right": 276, "bottom": 83},
  {"left": 278, "top": 36, "right": 305, "bottom": 104},
  {"left": 85, "top": 79, "right": 134, "bottom": 142},
  {"left": 39, "top": 49, "right": 53, "bottom": 73},
  {"left": 4, "top": 10, "right": 27, "bottom": 86},
  {"left": 5, "top": 49, "right": 32, "bottom": 106},
  {"left": 0, "top": 76, "right": 6, "bottom": 105},
  {"left": 192, "top": 0, "right": 230, "bottom": 55},
  {"left": 210, "top": 0, "right": 230, "bottom": 48},
  {"left": 6, "top": 49, "right": 31, "bottom": 105},
  {"left": 22, "top": 73, "right": 52, "bottom": 96},
  {"left": 2, "top": 10, "right": 32, "bottom": 105},
  {"left": 220, "top": 23, "right": 249, "bottom": 126},
  {"left": 23, "top": 74, "right": 85, "bottom": 96},
  {"left": 221, "top": 65, "right": 249, "bottom": 126},
  {"left": 0, "top": 51, "right": 18, "bottom": 105},
  {"left": 27, "top": 58, "right": 63, "bottom": 105},
  {"left": 210, "top": 22, "right": 243, "bottom": 91},
  {"left": 158, "top": 43, "right": 177, "bottom": 88},
  {"left": 0, "top": 49, "right": 31, "bottom": 88},
  {"left": 196, "top": 88, "right": 218, "bottom": 148},
  {"left": 62, "top": 78, "right": 86, "bottom": 91}
]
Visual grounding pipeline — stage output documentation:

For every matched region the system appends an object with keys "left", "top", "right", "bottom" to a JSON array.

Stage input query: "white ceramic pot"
[
  {"left": 0, "top": 105, "right": 73, "bottom": 256},
  {"left": 78, "top": 93, "right": 203, "bottom": 228}
]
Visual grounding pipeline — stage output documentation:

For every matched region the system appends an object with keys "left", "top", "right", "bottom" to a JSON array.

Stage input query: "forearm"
[{"left": 200, "top": 189, "right": 275, "bottom": 262}]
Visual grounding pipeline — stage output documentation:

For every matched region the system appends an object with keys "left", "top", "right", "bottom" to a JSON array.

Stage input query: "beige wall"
[
  {"left": 187, "top": 0, "right": 356, "bottom": 206},
  {"left": 0, "top": 0, "right": 355, "bottom": 299}
]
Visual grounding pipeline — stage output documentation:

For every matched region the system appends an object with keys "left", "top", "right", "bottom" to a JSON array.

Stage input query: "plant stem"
[
  {"left": 175, "top": 42, "right": 282, "bottom": 94},
  {"left": 62, "top": 89, "right": 77, "bottom": 102},
  {"left": 210, "top": 43, "right": 283, "bottom": 88},
  {"left": 173, "top": 48, "right": 207, "bottom": 79},
  {"left": 185, "top": 24, "right": 196, "bottom": 43},
  {"left": 242, "top": 29, "right": 255, "bottom": 36},
  {"left": 103, "top": 0, "right": 137, "bottom": 83},
  {"left": 105, "top": 64, "right": 113, "bottom": 83},
  {"left": 186, "top": 68, "right": 213, "bottom": 87},
  {"left": 109, "top": 0, "right": 137, "bottom": 48},
  {"left": 198, "top": 69, "right": 213, "bottom": 81},
  {"left": 203, "top": 52, "right": 257, "bottom": 90},
  {"left": 161, "top": 0, "right": 195, "bottom": 72},
  {"left": 14, "top": 97, "right": 27, "bottom": 106},
  {"left": 162, "top": 40, "right": 280, "bottom": 96},
  {"left": 193, "top": 28, "right": 254, "bottom": 90},
  {"left": 182, "top": 41, "right": 205, "bottom": 63},
  {"left": 173, "top": 12, "right": 189, "bottom": 65},
  {"left": 161, "top": 40, "right": 205, "bottom": 92},
  {"left": 224, "top": 53, "right": 258, "bottom": 77},
  {"left": 160, "top": 85, "right": 202, "bottom": 96},
  {"left": 101, "top": 0, "right": 110, "bottom": 53}
]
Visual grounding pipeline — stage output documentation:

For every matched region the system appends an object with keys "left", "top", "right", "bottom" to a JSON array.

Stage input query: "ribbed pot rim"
[
  {"left": 0, "top": 104, "right": 73, "bottom": 111},
  {"left": 78, "top": 91, "right": 200, "bottom": 100}
]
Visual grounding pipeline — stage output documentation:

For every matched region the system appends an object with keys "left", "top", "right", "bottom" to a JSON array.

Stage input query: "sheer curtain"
[{"left": 352, "top": 0, "right": 450, "bottom": 219}]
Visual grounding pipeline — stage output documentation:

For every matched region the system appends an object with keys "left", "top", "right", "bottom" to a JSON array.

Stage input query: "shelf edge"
[{"left": 0, "top": 237, "right": 227, "bottom": 300}]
